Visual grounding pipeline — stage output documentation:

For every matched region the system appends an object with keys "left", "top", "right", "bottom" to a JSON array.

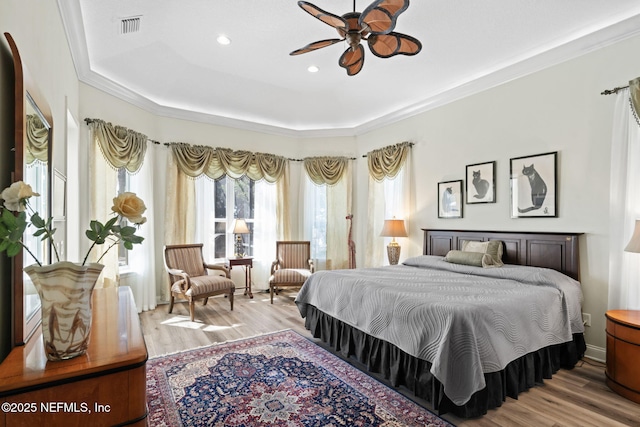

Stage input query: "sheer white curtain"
[
  {"left": 302, "top": 175, "right": 327, "bottom": 269},
  {"left": 365, "top": 155, "right": 412, "bottom": 267},
  {"left": 89, "top": 131, "right": 119, "bottom": 288},
  {"left": 194, "top": 176, "right": 217, "bottom": 261},
  {"left": 127, "top": 144, "right": 158, "bottom": 312},
  {"left": 326, "top": 162, "right": 351, "bottom": 270},
  {"left": 300, "top": 165, "right": 352, "bottom": 271},
  {"left": 608, "top": 89, "right": 640, "bottom": 310},
  {"left": 253, "top": 180, "right": 277, "bottom": 288}
]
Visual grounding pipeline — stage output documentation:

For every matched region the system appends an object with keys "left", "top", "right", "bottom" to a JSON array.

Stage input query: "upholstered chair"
[
  {"left": 163, "top": 243, "right": 235, "bottom": 321},
  {"left": 269, "top": 241, "right": 315, "bottom": 304}
]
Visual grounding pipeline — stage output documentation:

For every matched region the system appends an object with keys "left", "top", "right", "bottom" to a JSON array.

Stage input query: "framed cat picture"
[
  {"left": 438, "top": 180, "right": 463, "bottom": 218},
  {"left": 466, "top": 161, "right": 496, "bottom": 204},
  {"left": 510, "top": 151, "right": 557, "bottom": 218}
]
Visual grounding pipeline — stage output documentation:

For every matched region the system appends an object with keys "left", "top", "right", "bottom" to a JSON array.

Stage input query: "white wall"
[
  {"left": 4, "top": 0, "right": 640, "bottom": 357},
  {"left": 355, "top": 33, "right": 640, "bottom": 354}
]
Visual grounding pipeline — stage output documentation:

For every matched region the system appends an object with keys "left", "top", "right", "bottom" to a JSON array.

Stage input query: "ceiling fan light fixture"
[
  {"left": 290, "top": 0, "right": 421, "bottom": 76},
  {"left": 216, "top": 35, "right": 231, "bottom": 45}
]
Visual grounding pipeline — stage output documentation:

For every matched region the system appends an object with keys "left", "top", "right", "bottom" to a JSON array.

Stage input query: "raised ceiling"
[{"left": 58, "top": 0, "right": 640, "bottom": 137}]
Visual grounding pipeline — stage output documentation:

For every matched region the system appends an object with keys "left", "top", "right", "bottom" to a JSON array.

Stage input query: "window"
[{"left": 197, "top": 175, "right": 255, "bottom": 259}]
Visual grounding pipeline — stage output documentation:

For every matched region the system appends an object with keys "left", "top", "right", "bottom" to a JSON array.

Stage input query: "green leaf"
[
  {"left": 9, "top": 228, "right": 23, "bottom": 241},
  {"left": 126, "top": 235, "right": 144, "bottom": 244},
  {"left": 124, "top": 241, "right": 133, "bottom": 250},
  {"left": 2, "top": 209, "right": 17, "bottom": 227},
  {"left": 7, "top": 242, "right": 21, "bottom": 257},
  {"left": 104, "top": 216, "right": 118, "bottom": 229},
  {"left": 90, "top": 220, "right": 103, "bottom": 234},
  {"left": 0, "top": 239, "right": 10, "bottom": 251},
  {"left": 86, "top": 230, "right": 98, "bottom": 241},
  {"left": 120, "top": 226, "right": 136, "bottom": 237},
  {"left": 33, "top": 229, "right": 46, "bottom": 237},
  {"left": 31, "top": 213, "right": 45, "bottom": 228}
]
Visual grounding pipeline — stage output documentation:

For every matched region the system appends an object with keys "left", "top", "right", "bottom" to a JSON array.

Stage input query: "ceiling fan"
[{"left": 290, "top": 0, "right": 422, "bottom": 76}]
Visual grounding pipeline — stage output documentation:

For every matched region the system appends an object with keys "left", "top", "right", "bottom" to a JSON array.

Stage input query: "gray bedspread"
[{"left": 295, "top": 255, "right": 584, "bottom": 406}]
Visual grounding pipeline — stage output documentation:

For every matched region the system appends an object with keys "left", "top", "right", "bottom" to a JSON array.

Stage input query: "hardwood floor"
[{"left": 139, "top": 290, "right": 640, "bottom": 426}]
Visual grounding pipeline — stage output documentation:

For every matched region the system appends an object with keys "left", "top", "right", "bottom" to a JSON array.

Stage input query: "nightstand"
[
  {"left": 605, "top": 309, "right": 640, "bottom": 403},
  {"left": 226, "top": 257, "right": 253, "bottom": 298}
]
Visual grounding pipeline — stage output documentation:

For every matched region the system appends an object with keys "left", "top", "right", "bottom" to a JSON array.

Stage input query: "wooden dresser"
[
  {"left": 0, "top": 286, "right": 148, "bottom": 426},
  {"left": 605, "top": 309, "right": 640, "bottom": 404}
]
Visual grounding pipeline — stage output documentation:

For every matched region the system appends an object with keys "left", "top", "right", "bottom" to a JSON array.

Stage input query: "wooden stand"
[
  {"left": 226, "top": 257, "right": 253, "bottom": 298},
  {"left": 0, "top": 287, "right": 148, "bottom": 426},
  {"left": 605, "top": 309, "right": 640, "bottom": 404}
]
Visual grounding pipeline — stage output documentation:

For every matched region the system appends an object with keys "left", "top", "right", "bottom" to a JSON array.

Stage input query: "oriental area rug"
[{"left": 146, "top": 329, "right": 453, "bottom": 427}]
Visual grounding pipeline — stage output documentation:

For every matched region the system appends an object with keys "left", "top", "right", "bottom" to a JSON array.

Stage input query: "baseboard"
[{"left": 584, "top": 344, "right": 606, "bottom": 363}]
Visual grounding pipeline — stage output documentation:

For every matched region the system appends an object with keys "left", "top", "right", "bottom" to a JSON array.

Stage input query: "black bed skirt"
[{"left": 303, "top": 305, "right": 586, "bottom": 418}]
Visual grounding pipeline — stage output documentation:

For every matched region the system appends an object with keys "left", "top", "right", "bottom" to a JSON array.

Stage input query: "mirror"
[
  {"left": 22, "top": 93, "right": 51, "bottom": 340},
  {"left": 5, "top": 33, "right": 53, "bottom": 346}
]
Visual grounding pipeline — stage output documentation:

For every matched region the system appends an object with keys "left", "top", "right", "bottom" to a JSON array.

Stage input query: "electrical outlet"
[{"left": 582, "top": 313, "right": 591, "bottom": 327}]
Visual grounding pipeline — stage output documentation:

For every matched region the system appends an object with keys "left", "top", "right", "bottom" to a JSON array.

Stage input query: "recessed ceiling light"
[
  {"left": 307, "top": 65, "right": 319, "bottom": 73},
  {"left": 217, "top": 35, "right": 231, "bottom": 45}
]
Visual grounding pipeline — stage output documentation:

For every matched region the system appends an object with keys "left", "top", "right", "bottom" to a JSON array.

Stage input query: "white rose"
[
  {"left": 111, "top": 192, "right": 147, "bottom": 224},
  {"left": 0, "top": 181, "right": 40, "bottom": 212}
]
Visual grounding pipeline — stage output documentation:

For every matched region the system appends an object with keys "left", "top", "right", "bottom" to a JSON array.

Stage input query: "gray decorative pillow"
[
  {"left": 444, "top": 250, "right": 485, "bottom": 267},
  {"left": 461, "top": 240, "right": 504, "bottom": 267}
]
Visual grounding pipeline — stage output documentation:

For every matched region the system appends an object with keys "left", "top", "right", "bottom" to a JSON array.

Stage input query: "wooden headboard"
[{"left": 423, "top": 229, "right": 582, "bottom": 281}]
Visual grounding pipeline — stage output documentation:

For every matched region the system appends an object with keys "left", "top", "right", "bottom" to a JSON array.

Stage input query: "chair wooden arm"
[
  {"left": 167, "top": 268, "right": 191, "bottom": 291},
  {"left": 308, "top": 259, "right": 315, "bottom": 273},
  {"left": 204, "top": 263, "right": 230, "bottom": 278},
  {"left": 270, "top": 260, "right": 280, "bottom": 275}
]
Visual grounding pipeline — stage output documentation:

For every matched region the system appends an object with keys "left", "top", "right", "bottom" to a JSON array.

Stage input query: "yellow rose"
[
  {"left": 0, "top": 181, "right": 40, "bottom": 212},
  {"left": 111, "top": 192, "right": 147, "bottom": 224}
]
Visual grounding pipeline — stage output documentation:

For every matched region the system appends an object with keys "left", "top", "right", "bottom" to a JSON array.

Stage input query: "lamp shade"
[
  {"left": 231, "top": 218, "right": 250, "bottom": 234},
  {"left": 624, "top": 219, "right": 640, "bottom": 253},
  {"left": 380, "top": 219, "right": 408, "bottom": 238}
]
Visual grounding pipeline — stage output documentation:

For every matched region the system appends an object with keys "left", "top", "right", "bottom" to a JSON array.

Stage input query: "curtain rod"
[
  {"left": 362, "top": 142, "right": 415, "bottom": 158},
  {"left": 288, "top": 157, "right": 357, "bottom": 162},
  {"left": 601, "top": 85, "right": 629, "bottom": 95},
  {"left": 84, "top": 118, "right": 163, "bottom": 145}
]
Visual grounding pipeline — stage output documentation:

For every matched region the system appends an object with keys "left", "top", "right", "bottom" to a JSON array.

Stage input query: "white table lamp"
[{"left": 380, "top": 218, "right": 408, "bottom": 265}]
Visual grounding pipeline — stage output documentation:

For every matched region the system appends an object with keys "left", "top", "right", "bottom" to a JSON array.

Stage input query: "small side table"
[
  {"left": 605, "top": 309, "right": 640, "bottom": 404},
  {"left": 226, "top": 257, "right": 253, "bottom": 298}
]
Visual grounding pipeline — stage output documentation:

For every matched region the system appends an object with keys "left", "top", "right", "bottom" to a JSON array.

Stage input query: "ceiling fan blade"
[
  {"left": 290, "top": 38, "right": 344, "bottom": 56},
  {"left": 339, "top": 45, "right": 365, "bottom": 76},
  {"left": 298, "top": 1, "right": 347, "bottom": 30},
  {"left": 359, "top": 0, "right": 410, "bottom": 35},
  {"left": 368, "top": 32, "right": 421, "bottom": 58}
]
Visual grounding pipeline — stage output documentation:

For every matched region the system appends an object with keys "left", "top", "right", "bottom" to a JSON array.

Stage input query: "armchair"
[
  {"left": 163, "top": 243, "right": 235, "bottom": 321},
  {"left": 269, "top": 241, "right": 315, "bottom": 304}
]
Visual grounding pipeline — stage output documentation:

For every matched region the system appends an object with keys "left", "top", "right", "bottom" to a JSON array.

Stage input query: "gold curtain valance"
[
  {"left": 367, "top": 141, "right": 412, "bottom": 181},
  {"left": 25, "top": 114, "right": 49, "bottom": 164},
  {"left": 88, "top": 119, "right": 147, "bottom": 173},
  {"left": 303, "top": 156, "right": 350, "bottom": 186},
  {"left": 630, "top": 77, "right": 640, "bottom": 128},
  {"left": 170, "top": 143, "right": 287, "bottom": 183}
]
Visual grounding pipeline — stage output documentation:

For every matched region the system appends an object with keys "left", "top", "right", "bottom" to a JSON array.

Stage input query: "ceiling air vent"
[{"left": 120, "top": 16, "right": 141, "bottom": 34}]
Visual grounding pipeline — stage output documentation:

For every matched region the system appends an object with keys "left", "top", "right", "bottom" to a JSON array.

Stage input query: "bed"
[{"left": 295, "top": 229, "right": 586, "bottom": 418}]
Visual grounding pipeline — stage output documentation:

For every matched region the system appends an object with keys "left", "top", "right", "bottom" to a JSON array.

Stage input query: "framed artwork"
[
  {"left": 510, "top": 151, "right": 557, "bottom": 218},
  {"left": 466, "top": 161, "right": 496, "bottom": 204},
  {"left": 438, "top": 180, "right": 463, "bottom": 218}
]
